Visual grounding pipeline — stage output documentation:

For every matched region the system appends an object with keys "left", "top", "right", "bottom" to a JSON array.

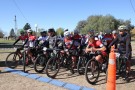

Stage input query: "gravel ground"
[{"left": 0, "top": 42, "right": 135, "bottom": 90}]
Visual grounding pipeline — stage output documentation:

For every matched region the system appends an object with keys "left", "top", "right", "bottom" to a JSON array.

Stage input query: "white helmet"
[
  {"left": 112, "top": 30, "right": 117, "bottom": 34},
  {"left": 64, "top": 31, "right": 70, "bottom": 37},
  {"left": 27, "top": 29, "right": 33, "bottom": 33},
  {"left": 118, "top": 25, "right": 128, "bottom": 31}
]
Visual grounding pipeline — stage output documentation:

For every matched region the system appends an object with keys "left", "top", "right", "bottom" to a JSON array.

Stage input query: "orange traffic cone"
[{"left": 106, "top": 46, "right": 116, "bottom": 90}]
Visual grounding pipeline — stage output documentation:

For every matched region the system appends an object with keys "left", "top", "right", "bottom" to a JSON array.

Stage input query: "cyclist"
[
  {"left": 13, "top": 30, "right": 28, "bottom": 45},
  {"left": 125, "top": 27, "right": 132, "bottom": 58},
  {"left": 35, "top": 31, "right": 48, "bottom": 47},
  {"left": 85, "top": 35, "right": 107, "bottom": 64},
  {"left": 63, "top": 31, "right": 80, "bottom": 73},
  {"left": 85, "top": 30, "right": 97, "bottom": 44},
  {"left": 72, "top": 30, "right": 82, "bottom": 48},
  {"left": 112, "top": 30, "right": 117, "bottom": 39},
  {"left": 46, "top": 28, "right": 57, "bottom": 49},
  {"left": 108, "top": 25, "right": 131, "bottom": 79},
  {"left": 13, "top": 30, "right": 28, "bottom": 58},
  {"left": 23, "top": 29, "right": 37, "bottom": 61},
  {"left": 98, "top": 32, "right": 103, "bottom": 41}
]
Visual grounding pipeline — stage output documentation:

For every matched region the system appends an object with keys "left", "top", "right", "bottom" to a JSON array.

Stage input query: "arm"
[
  {"left": 22, "top": 38, "right": 28, "bottom": 47},
  {"left": 13, "top": 38, "right": 20, "bottom": 46},
  {"left": 108, "top": 36, "right": 118, "bottom": 49},
  {"left": 126, "top": 35, "right": 130, "bottom": 58},
  {"left": 95, "top": 46, "right": 106, "bottom": 51},
  {"left": 53, "top": 36, "right": 57, "bottom": 48}
]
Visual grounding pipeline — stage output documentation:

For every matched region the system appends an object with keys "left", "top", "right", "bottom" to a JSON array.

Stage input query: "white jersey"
[{"left": 38, "top": 36, "right": 47, "bottom": 44}]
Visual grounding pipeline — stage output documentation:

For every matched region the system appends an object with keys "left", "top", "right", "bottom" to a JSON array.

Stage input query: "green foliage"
[
  {"left": 76, "top": 15, "right": 133, "bottom": 34},
  {"left": 9, "top": 28, "right": 16, "bottom": 37},
  {"left": 56, "top": 28, "right": 64, "bottom": 36},
  {"left": 23, "top": 23, "right": 31, "bottom": 31},
  {"left": 0, "top": 29, "right": 4, "bottom": 38}
]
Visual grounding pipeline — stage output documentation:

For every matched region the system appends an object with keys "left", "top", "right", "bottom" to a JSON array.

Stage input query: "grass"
[
  {"left": 0, "top": 49, "right": 15, "bottom": 53},
  {"left": 0, "top": 38, "right": 23, "bottom": 44},
  {"left": 0, "top": 38, "right": 15, "bottom": 44}
]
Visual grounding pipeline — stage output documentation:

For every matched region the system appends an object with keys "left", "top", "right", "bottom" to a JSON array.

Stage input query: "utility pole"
[{"left": 14, "top": 15, "right": 18, "bottom": 36}]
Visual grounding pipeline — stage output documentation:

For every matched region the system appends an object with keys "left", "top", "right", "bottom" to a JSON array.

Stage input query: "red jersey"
[
  {"left": 73, "top": 34, "right": 81, "bottom": 39},
  {"left": 19, "top": 35, "right": 28, "bottom": 40},
  {"left": 28, "top": 35, "right": 36, "bottom": 41},
  {"left": 88, "top": 40, "right": 107, "bottom": 56},
  {"left": 103, "top": 34, "right": 113, "bottom": 45},
  {"left": 64, "top": 37, "right": 76, "bottom": 49}
]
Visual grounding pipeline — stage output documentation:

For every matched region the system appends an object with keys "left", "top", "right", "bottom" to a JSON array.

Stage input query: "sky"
[{"left": 0, "top": 0, "right": 135, "bottom": 36}]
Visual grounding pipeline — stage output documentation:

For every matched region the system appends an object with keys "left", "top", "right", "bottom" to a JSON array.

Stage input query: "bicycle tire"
[
  {"left": 34, "top": 54, "right": 47, "bottom": 73},
  {"left": 85, "top": 59, "right": 100, "bottom": 85},
  {"left": 45, "top": 56, "right": 60, "bottom": 78},
  {"left": 77, "top": 56, "right": 87, "bottom": 75},
  {"left": 5, "top": 52, "right": 19, "bottom": 68}
]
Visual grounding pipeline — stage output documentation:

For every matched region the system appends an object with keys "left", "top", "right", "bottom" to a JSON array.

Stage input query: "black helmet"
[
  {"left": 42, "top": 31, "right": 47, "bottom": 34},
  {"left": 48, "top": 28, "right": 55, "bottom": 32}
]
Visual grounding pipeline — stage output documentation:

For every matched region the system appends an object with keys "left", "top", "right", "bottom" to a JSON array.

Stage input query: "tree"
[
  {"left": 23, "top": 23, "right": 31, "bottom": 31},
  {"left": 0, "top": 28, "right": 4, "bottom": 38},
  {"left": 9, "top": 28, "right": 16, "bottom": 37},
  {"left": 56, "top": 28, "right": 64, "bottom": 36},
  {"left": 76, "top": 14, "right": 132, "bottom": 34},
  {"left": 75, "top": 20, "right": 87, "bottom": 32}
]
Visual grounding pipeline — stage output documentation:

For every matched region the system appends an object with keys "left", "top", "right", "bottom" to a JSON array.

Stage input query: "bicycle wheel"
[
  {"left": 34, "top": 54, "right": 48, "bottom": 73},
  {"left": 45, "top": 56, "right": 60, "bottom": 78},
  {"left": 77, "top": 56, "right": 87, "bottom": 75},
  {"left": 5, "top": 52, "right": 20, "bottom": 68},
  {"left": 85, "top": 59, "right": 100, "bottom": 85}
]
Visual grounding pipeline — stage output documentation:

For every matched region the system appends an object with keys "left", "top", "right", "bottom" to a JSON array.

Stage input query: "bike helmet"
[
  {"left": 64, "top": 31, "right": 70, "bottom": 37},
  {"left": 64, "top": 29, "right": 68, "bottom": 32},
  {"left": 41, "top": 31, "right": 47, "bottom": 34},
  {"left": 48, "top": 28, "right": 55, "bottom": 32},
  {"left": 112, "top": 30, "right": 117, "bottom": 34},
  {"left": 118, "top": 25, "right": 128, "bottom": 31},
  {"left": 20, "top": 30, "right": 25, "bottom": 34},
  {"left": 27, "top": 29, "right": 33, "bottom": 33}
]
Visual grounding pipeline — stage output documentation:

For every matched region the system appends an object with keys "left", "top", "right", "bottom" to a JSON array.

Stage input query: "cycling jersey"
[
  {"left": 108, "top": 33, "right": 131, "bottom": 58},
  {"left": 46, "top": 35, "right": 57, "bottom": 49},
  {"left": 19, "top": 35, "right": 28, "bottom": 40},
  {"left": 64, "top": 37, "right": 75, "bottom": 49},
  {"left": 88, "top": 40, "right": 107, "bottom": 56},
  {"left": 72, "top": 34, "right": 81, "bottom": 47},
  {"left": 13, "top": 35, "right": 28, "bottom": 45},
  {"left": 38, "top": 36, "right": 47, "bottom": 43},
  {"left": 85, "top": 35, "right": 98, "bottom": 44},
  {"left": 102, "top": 34, "right": 113, "bottom": 46}
]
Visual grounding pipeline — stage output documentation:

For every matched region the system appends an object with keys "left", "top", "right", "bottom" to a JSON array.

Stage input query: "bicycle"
[
  {"left": 5, "top": 47, "right": 24, "bottom": 68},
  {"left": 23, "top": 47, "right": 43, "bottom": 72},
  {"left": 105, "top": 52, "right": 128, "bottom": 82},
  {"left": 77, "top": 50, "right": 94, "bottom": 75},
  {"left": 45, "top": 49, "right": 77, "bottom": 78},
  {"left": 85, "top": 51, "right": 108, "bottom": 85},
  {"left": 116, "top": 52, "right": 128, "bottom": 80},
  {"left": 34, "top": 47, "right": 54, "bottom": 73}
]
